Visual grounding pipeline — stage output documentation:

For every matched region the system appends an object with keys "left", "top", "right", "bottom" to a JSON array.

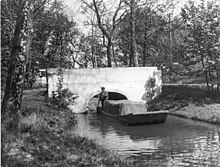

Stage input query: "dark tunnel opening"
[
  {"left": 93, "top": 92, "right": 127, "bottom": 100},
  {"left": 88, "top": 92, "right": 128, "bottom": 111},
  {"left": 108, "top": 92, "right": 128, "bottom": 100}
]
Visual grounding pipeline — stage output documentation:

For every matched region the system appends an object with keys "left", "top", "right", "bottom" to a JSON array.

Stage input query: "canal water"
[{"left": 72, "top": 112, "right": 220, "bottom": 166}]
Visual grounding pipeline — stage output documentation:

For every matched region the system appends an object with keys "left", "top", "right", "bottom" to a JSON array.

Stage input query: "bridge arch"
[{"left": 85, "top": 88, "right": 129, "bottom": 109}]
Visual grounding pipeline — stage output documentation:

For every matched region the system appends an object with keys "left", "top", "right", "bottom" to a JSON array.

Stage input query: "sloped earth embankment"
[
  {"left": 148, "top": 85, "right": 220, "bottom": 124},
  {"left": 169, "top": 104, "right": 220, "bottom": 124},
  {"left": 2, "top": 88, "right": 138, "bottom": 167}
]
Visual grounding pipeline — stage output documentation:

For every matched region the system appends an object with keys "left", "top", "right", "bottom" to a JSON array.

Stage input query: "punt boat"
[{"left": 97, "top": 100, "right": 169, "bottom": 125}]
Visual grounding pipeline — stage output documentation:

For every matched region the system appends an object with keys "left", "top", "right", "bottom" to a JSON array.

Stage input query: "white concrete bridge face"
[{"left": 48, "top": 67, "right": 162, "bottom": 113}]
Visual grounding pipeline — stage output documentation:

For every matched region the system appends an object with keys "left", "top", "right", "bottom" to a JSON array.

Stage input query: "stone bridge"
[{"left": 48, "top": 67, "right": 162, "bottom": 113}]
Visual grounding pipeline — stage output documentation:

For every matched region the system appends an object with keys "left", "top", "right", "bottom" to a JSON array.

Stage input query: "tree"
[
  {"left": 115, "top": 0, "right": 178, "bottom": 68},
  {"left": 81, "top": 0, "right": 126, "bottom": 67},
  {"left": 1, "top": 0, "right": 19, "bottom": 88},
  {"left": 126, "top": 0, "right": 138, "bottom": 66},
  {"left": 1, "top": 0, "right": 34, "bottom": 131},
  {"left": 1, "top": 0, "right": 81, "bottom": 132},
  {"left": 32, "top": 0, "right": 79, "bottom": 69},
  {"left": 181, "top": 0, "right": 220, "bottom": 90},
  {"left": 72, "top": 34, "right": 107, "bottom": 68},
  {"left": 30, "top": 0, "right": 80, "bottom": 95}
]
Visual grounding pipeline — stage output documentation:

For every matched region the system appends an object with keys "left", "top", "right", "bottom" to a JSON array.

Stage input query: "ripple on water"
[{"left": 73, "top": 113, "right": 220, "bottom": 166}]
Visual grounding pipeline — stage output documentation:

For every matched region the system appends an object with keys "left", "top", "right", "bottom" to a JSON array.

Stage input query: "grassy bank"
[
  {"left": 148, "top": 85, "right": 220, "bottom": 124},
  {"left": 170, "top": 103, "right": 220, "bottom": 124},
  {"left": 2, "top": 89, "right": 138, "bottom": 167}
]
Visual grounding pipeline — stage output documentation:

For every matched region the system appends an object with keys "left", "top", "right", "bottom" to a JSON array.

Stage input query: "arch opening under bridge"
[{"left": 87, "top": 91, "right": 128, "bottom": 111}]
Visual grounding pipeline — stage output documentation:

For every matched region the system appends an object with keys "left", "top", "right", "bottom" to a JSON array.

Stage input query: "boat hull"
[{"left": 97, "top": 107, "right": 168, "bottom": 125}]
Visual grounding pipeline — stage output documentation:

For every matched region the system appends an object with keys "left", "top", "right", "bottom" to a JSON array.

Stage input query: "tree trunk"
[
  {"left": 92, "top": 42, "right": 98, "bottom": 68},
  {"left": 112, "top": 43, "right": 118, "bottom": 66},
  {"left": 201, "top": 57, "right": 210, "bottom": 91},
  {"left": 91, "top": 25, "right": 97, "bottom": 68},
  {"left": 30, "top": 60, "right": 35, "bottom": 88},
  {"left": 216, "top": 66, "right": 220, "bottom": 92},
  {"left": 129, "top": 53, "right": 133, "bottom": 67},
  {"left": 143, "top": 19, "right": 148, "bottom": 66},
  {"left": 107, "top": 38, "right": 112, "bottom": 67},
  {"left": 205, "top": 70, "right": 210, "bottom": 91},
  {"left": 142, "top": 14, "right": 148, "bottom": 67},
  {"left": 45, "top": 67, "right": 49, "bottom": 99},
  {"left": 1, "top": 0, "right": 33, "bottom": 131},
  {"left": 208, "top": 67, "right": 214, "bottom": 91},
  {"left": 92, "top": 0, "right": 112, "bottom": 67},
  {"left": 130, "top": 0, "right": 138, "bottom": 67},
  {"left": 143, "top": 40, "right": 147, "bottom": 67},
  {"left": 143, "top": 46, "right": 146, "bottom": 67},
  {"left": 123, "top": 52, "right": 128, "bottom": 66}
]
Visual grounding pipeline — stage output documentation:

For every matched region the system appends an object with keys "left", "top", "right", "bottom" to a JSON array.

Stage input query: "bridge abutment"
[{"left": 48, "top": 67, "right": 162, "bottom": 113}]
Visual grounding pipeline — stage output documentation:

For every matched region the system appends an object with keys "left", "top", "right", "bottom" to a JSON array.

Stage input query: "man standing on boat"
[{"left": 98, "top": 87, "right": 109, "bottom": 108}]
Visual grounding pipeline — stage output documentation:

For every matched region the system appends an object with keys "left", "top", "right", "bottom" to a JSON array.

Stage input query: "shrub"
[{"left": 54, "top": 88, "right": 79, "bottom": 108}]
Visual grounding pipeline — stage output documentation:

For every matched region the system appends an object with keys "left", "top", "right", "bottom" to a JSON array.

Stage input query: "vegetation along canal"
[{"left": 72, "top": 112, "right": 220, "bottom": 166}]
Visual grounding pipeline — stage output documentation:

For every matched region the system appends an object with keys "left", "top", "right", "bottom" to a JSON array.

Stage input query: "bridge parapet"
[{"left": 48, "top": 67, "right": 162, "bottom": 113}]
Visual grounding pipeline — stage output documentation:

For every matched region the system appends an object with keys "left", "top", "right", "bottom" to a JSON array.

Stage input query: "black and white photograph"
[{"left": 1, "top": 0, "right": 220, "bottom": 166}]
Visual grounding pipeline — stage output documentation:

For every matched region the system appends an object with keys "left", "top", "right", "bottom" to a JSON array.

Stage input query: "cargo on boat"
[{"left": 97, "top": 100, "right": 169, "bottom": 125}]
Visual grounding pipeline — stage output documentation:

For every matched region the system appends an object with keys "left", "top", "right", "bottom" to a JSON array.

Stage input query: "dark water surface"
[{"left": 72, "top": 112, "right": 220, "bottom": 166}]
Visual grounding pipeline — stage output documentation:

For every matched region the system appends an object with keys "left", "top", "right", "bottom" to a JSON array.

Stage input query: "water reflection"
[{"left": 72, "top": 113, "right": 220, "bottom": 166}]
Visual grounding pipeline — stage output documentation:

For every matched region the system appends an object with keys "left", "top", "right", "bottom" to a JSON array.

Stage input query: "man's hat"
[{"left": 101, "top": 87, "right": 105, "bottom": 89}]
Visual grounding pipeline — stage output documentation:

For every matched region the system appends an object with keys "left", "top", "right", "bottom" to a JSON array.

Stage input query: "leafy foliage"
[
  {"left": 54, "top": 88, "right": 79, "bottom": 108},
  {"left": 180, "top": 0, "right": 220, "bottom": 90},
  {"left": 32, "top": 0, "right": 80, "bottom": 69},
  {"left": 142, "top": 77, "right": 157, "bottom": 106},
  {"left": 54, "top": 68, "right": 78, "bottom": 108},
  {"left": 1, "top": 0, "right": 80, "bottom": 90},
  {"left": 147, "top": 85, "right": 220, "bottom": 111}
]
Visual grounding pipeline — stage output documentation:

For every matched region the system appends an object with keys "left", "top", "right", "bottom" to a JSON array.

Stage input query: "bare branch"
[
  {"left": 112, "top": 0, "right": 123, "bottom": 32},
  {"left": 71, "top": 54, "right": 84, "bottom": 67},
  {"left": 92, "top": 0, "right": 111, "bottom": 39},
  {"left": 118, "top": 43, "right": 129, "bottom": 54},
  {"left": 81, "top": 0, "right": 96, "bottom": 12},
  {"left": 33, "top": 0, "right": 48, "bottom": 13},
  {"left": 115, "top": 10, "right": 127, "bottom": 26},
  {"left": 122, "top": 0, "right": 130, "bottom": 7},
  {"left": 102, "top": 34, "right": 107, "bottom": 47}
]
